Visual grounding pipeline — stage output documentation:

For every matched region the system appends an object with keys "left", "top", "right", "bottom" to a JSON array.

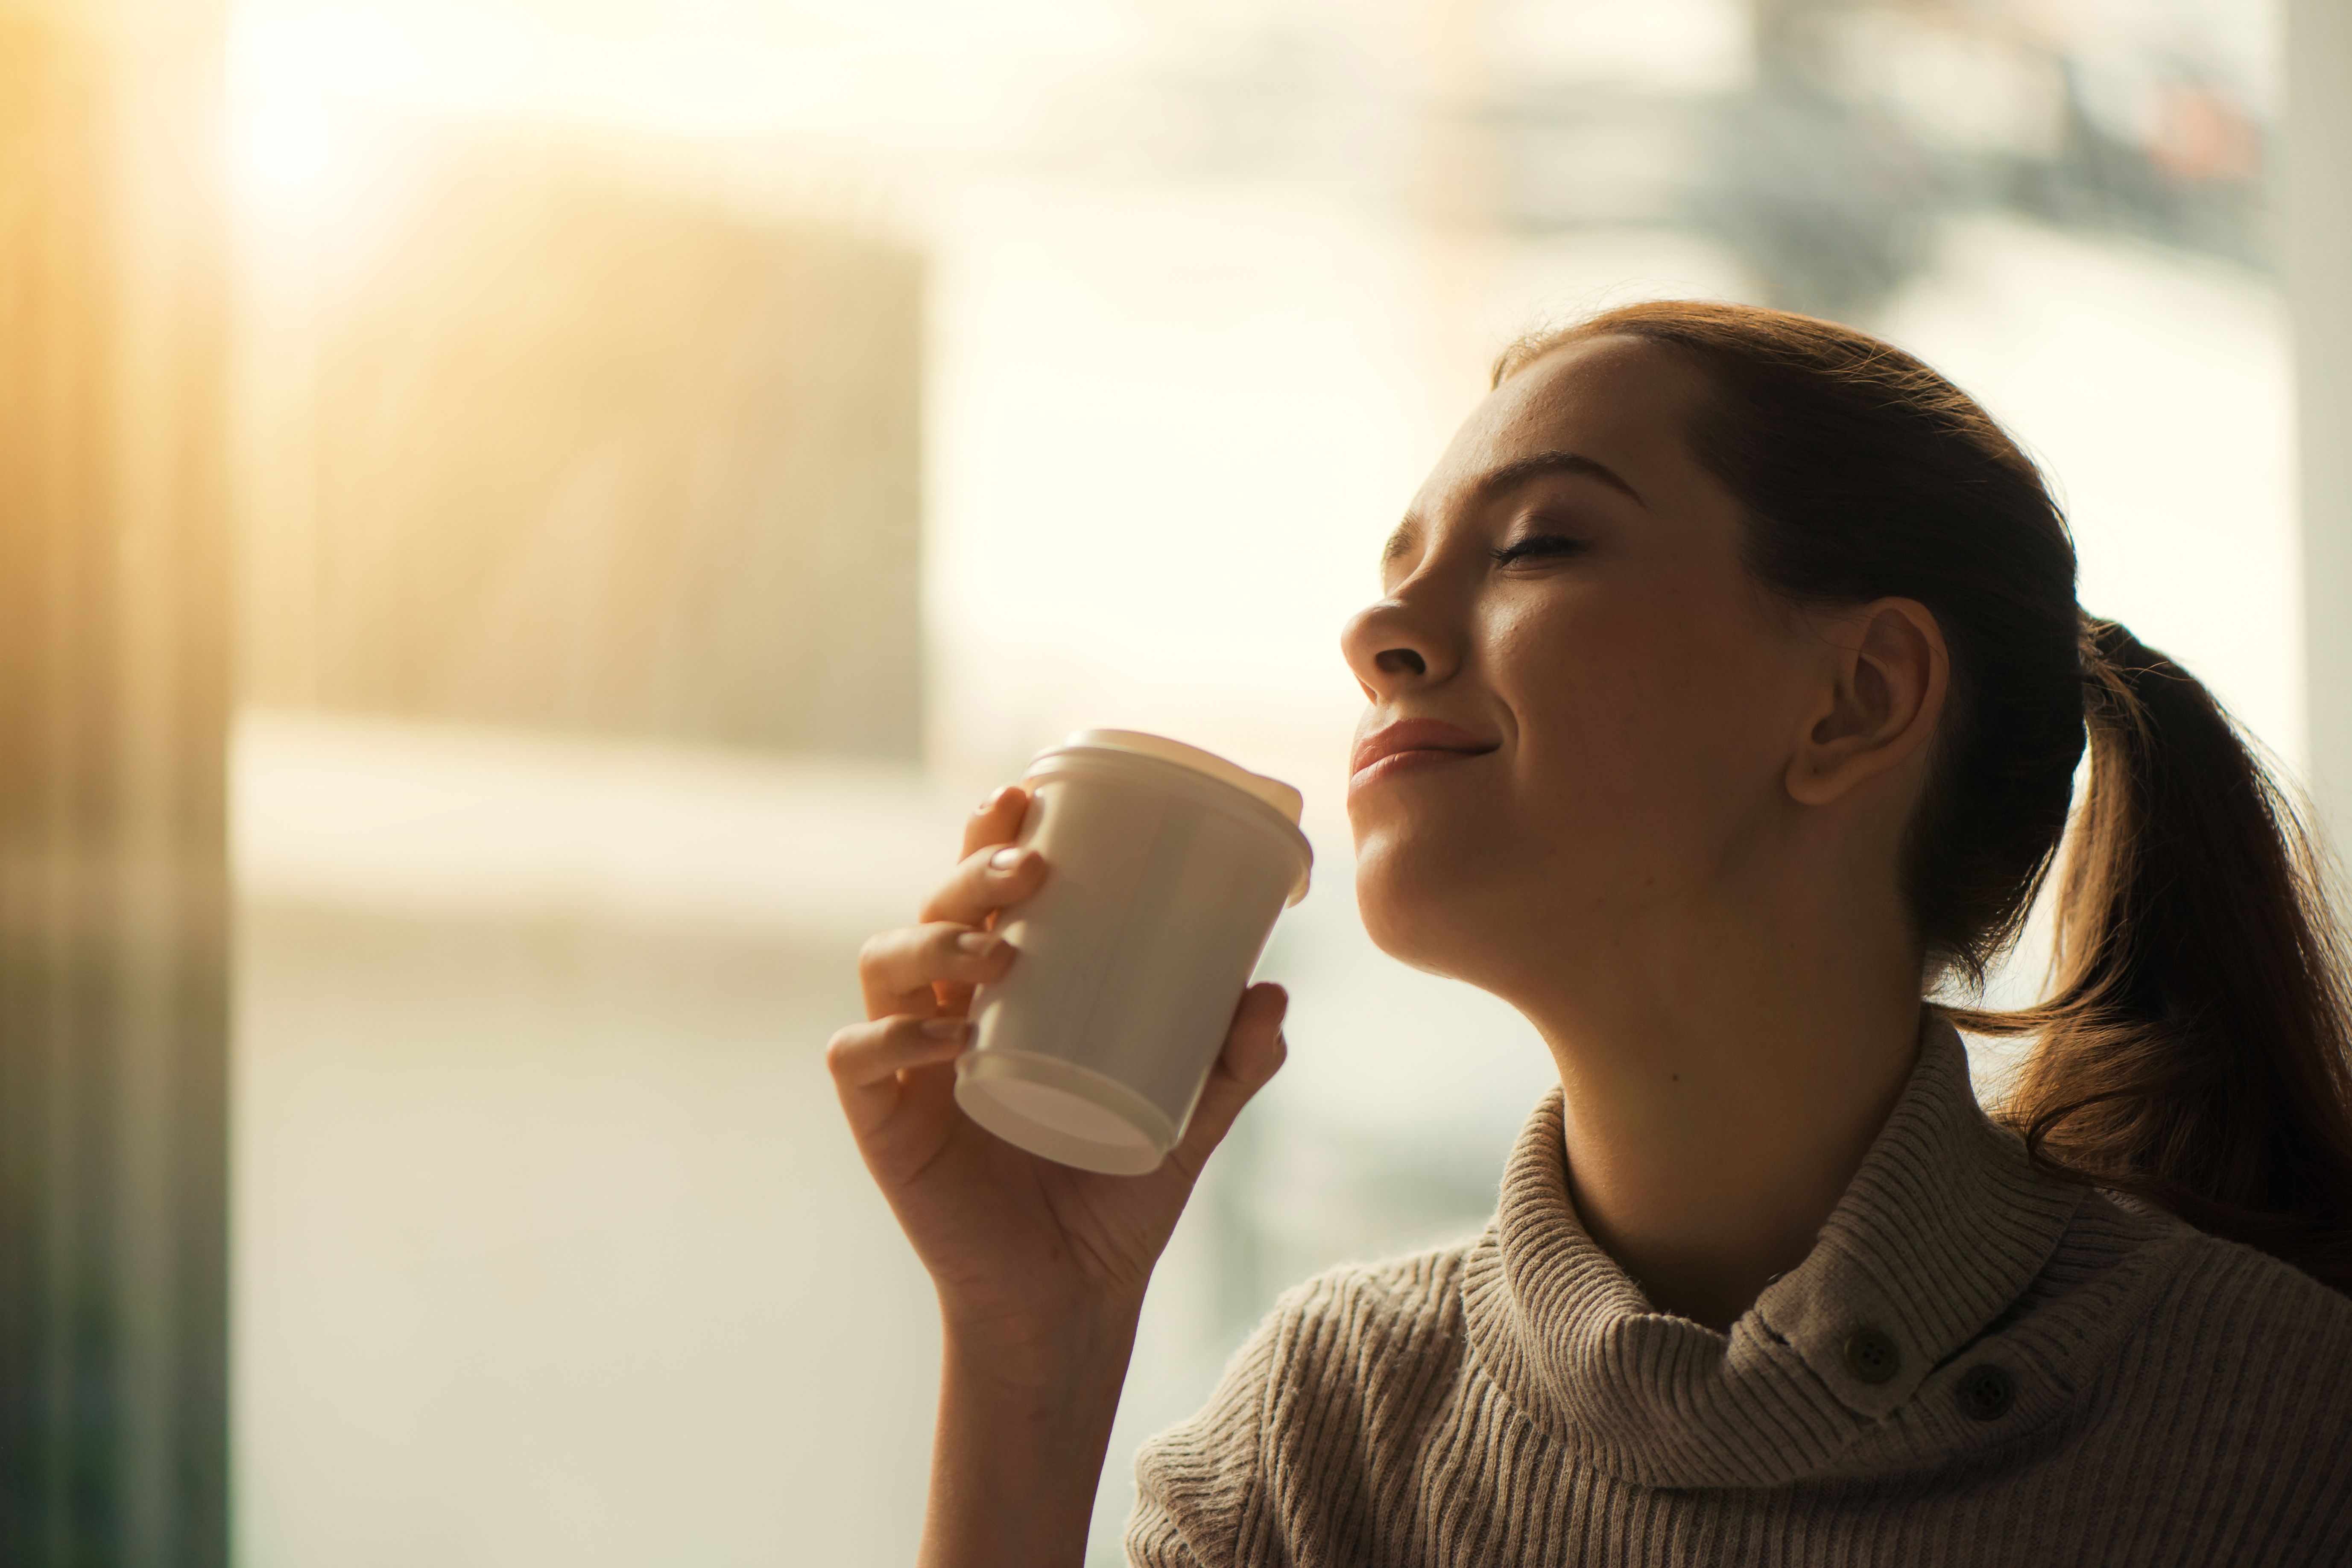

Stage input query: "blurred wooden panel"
[
  {"left": 243, "top": 140, "right": 925, "bottom": 761},
  {"left": 0, "top": 3, "right": 232, "bottom": 1565}
]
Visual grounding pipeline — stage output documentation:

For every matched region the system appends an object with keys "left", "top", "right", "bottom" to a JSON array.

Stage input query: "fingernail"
[
  {"left": 920, "top": 1017, "right": 970, "bottom": 1041},
  {"left": 989, "top": 847, "right": 1027, "bottom": 872},
  {"left": 955, "top": 932, "right": 1001, "bottom": 957}
]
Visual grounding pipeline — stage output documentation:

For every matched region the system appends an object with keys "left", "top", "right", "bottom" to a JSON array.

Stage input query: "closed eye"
[{"left": 1490, "top": 533, "right": 1589, "bottom": 568}]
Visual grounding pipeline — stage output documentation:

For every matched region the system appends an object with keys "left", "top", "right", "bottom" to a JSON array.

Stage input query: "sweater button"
[
  {"left": 1958, "top": 1363, "right": 2015, "bottom": 1422},
  {"left": 1843, "top": 1326, "right": 1900, "bottom": 1384}
]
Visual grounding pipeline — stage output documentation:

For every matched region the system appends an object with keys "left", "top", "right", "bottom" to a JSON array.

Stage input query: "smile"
[{"left": 1349, "top": 718, "right": 1500, "bottom": 794}]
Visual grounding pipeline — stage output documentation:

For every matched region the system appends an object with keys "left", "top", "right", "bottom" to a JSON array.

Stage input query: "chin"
[{"left": 1350, "top": 828, "right": 1499, "bottom": 979}]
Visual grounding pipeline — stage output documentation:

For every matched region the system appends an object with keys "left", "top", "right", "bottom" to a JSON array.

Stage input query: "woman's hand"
[
  {"left": 827, "top": 784, "right": 1289, "bottom": 1346},
  {"left": 829, "top": 784, "right": 1288, "bottom": 1568}
]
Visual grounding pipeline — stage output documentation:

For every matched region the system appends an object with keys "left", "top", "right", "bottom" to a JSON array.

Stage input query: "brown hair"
[{"left": 1495, "top": 301, "right": 2352, "bottom": 1295}]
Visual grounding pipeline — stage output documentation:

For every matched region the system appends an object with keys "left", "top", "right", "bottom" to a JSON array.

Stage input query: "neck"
[{"left": 1511, "top": 876, "right": 1925, "bottom": 1332}]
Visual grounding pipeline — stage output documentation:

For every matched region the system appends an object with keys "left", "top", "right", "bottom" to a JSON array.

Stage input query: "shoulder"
[
  {"left": 1126, "top": 1240, "right": 1478, "bottom": 1568},
  {"left": 2153, "top": 1208, "right": 2352, "bottom": 1351},
  {"left": 2062, "top": 1191, "right": 2352, "bottom": 1450},
  {"left": 2082, "top": 1190, "right": 2352, "bottom": 1347},
  {"left": 1140, "top": 1238, "right": 1478, "bottom": 1466},
  {"left": 1263, "top": 1242, "right": 1475, "bottom": 1379}
]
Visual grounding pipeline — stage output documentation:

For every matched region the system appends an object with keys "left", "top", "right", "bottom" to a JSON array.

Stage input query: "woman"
[{"left": 828, "top": 303, "right": 2352, "bottom": 1565}]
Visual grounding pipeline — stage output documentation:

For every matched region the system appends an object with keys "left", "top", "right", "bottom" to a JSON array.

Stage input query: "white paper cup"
[{"left": 954, "top": 730, "right": 1312, "bottom": 1175}]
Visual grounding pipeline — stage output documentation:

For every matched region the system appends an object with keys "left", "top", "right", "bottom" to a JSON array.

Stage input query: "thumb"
[{"left": 1166, "top": 983, "right": 1288, "bottom": 1180}]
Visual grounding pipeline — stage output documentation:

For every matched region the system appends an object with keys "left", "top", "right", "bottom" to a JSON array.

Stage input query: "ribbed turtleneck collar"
[{"left": 1461, "top": 1011, "right": 2092, "bottom": 1489}]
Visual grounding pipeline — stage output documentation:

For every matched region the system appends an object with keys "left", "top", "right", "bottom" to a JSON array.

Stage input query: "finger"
[
  {"left": 916, "top": 840, "right": 1049, "bottom": 928},
  {"left": 858, "top": 924, "right": 1018, "bottom": 1020},
  {"left": 826, "top": 1015, "right": 972, "bottom": 1137},
  {"left": 959, "top": 784, "right": 1031, "bottom": 860},
  {"left": 1165, "top": 984, "right": 1288, "bottom": 1181}
]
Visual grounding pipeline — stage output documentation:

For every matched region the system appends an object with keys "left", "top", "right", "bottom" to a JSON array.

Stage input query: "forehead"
[{"left": 1416, "top": 334, "right": 1712, "bottom": 512}]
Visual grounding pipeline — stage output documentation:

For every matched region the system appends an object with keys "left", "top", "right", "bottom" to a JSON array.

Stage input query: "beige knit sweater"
[{"left": 1128, "top": 1015, "right": 2352, "bottom": 1565}]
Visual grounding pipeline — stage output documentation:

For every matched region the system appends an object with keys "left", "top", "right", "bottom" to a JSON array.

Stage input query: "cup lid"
[{"left": 1044, "top": 729, "right": 1304, "bottom": 826}]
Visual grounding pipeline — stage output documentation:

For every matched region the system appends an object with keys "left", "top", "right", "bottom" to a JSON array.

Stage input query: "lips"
[{"left": 1349, "top": 717, "right": 1500, "bottom": 790}]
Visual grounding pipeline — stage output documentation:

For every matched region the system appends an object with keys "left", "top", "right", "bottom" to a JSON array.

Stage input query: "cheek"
[{"left": 1498, "top": 597, "right": 1795, "bottom": 853}]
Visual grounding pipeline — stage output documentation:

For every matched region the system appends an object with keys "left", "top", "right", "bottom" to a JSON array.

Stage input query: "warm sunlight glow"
[
  {"left": 223, "top": 3, "right": 545, "bottom": 219},
  {"left": 228, "top": 91, "right": 353, "bottom": 210},
  {"left": 222, "top": 9, "right": 387, "bottom": 219}
]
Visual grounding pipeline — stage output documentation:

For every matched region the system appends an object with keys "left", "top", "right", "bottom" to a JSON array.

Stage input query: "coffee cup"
[{"left": 954, "top": 729, "right": 1313, "bottom": 1175}]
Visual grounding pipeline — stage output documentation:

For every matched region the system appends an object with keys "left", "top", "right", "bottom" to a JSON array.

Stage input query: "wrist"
[{"left": 939, "top": 1292, "right": 1143, "bottom": 1392}]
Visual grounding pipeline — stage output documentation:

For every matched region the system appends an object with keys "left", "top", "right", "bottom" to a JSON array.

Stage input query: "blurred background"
[{"left": 0, "top": 0, "right": 2327, "bottom": 1563}]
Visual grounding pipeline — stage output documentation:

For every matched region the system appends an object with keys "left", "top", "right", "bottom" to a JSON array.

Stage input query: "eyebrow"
[{"left": 1382, "top": 449, "right": 1644, "bottom": 563}]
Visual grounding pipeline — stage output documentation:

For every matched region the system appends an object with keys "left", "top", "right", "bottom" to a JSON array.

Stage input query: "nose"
[{"left": 1341, "top": 594, "right": 1454, "bottom": 700}]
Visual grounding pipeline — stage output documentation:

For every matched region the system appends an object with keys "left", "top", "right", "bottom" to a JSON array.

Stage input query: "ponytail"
[{"left": 1963, "top": 618, "right": 2352, "bottom": 1293}]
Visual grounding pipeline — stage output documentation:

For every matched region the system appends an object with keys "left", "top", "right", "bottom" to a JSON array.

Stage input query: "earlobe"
[{"left": 1784, "top": 600, "right": 1946, "bottom": 807}]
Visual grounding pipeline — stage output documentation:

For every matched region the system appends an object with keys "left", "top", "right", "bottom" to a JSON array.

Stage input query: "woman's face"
[{"left": 1342, "top": 335, "right": 1846, "bottom": 998}]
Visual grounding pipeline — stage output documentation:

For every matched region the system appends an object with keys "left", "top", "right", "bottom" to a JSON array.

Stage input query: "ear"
[{"left": 1785, "top": 598, "right": 1948, "bottom": 807}]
